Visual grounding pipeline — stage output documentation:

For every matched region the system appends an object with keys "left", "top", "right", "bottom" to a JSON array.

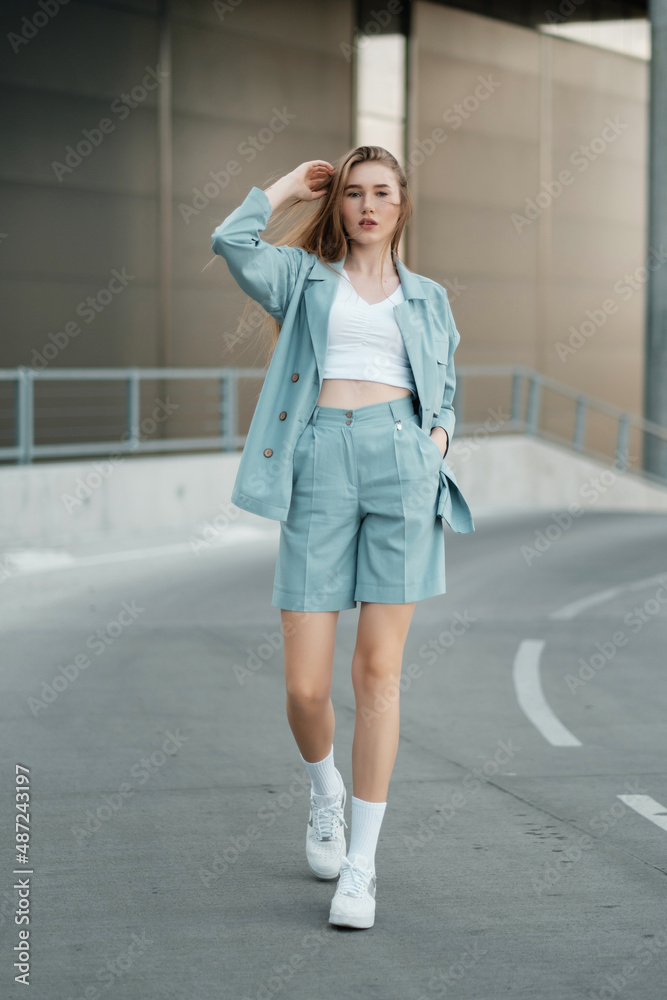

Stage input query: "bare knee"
[
  {"left": 285, "top": 680, "right": 331, "bottom": 714},
  {"left": 351, "top": 651, "right": 401, "bottom": 698}
]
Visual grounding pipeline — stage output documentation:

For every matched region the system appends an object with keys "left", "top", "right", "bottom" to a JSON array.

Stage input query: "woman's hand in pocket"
[{"left": 429, "top": 426, "right": 448, "bottom": 460}]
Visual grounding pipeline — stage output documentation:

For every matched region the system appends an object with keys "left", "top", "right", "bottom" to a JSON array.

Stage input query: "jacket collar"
[{"left": 306, "top": 254, "right": 427, "bottom": 300}]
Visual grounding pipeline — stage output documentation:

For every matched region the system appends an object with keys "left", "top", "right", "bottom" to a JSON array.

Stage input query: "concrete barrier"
[{"left": 1, "top": 434, "right": 666, "bottom": 549}]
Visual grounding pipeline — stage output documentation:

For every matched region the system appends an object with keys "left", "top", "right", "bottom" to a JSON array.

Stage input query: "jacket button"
[
  {"left": 263, "top": 448, "right": 273, "bottom": 457},
  {"left": 291, "top": 372, "right": 299, "bottom": 382},
  {"left": 279, "top": 411, "right": 287, "bottom": 420}
]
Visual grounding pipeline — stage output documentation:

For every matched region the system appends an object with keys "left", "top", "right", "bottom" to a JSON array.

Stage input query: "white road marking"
[
  {"left": 512, "top": 639, "right": 582, "bottom": 746},
  {"left": 5, "top": 550, "right": 77, "bottom": 572},
  {"left": 550, "top": 570, "right": 667, "bottom": 620},
  {"left": 617, "top": 794, "right": 667, "bottom": 833}
]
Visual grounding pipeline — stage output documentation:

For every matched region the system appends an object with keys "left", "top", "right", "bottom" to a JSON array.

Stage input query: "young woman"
[{"left": 211, "top": 146, "right": 474, "bottom": 930}]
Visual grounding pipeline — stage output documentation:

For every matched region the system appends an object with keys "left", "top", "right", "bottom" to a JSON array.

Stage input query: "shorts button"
[
  {"left": 345, "top": 419, "right": 351, "bottom": 425},
  {"left": 291, "top": 372, "right": 299, "bottom": 382},
  {"left": 279, "top": 411, "right": 287, "bottom": 420},
  {"left": 263, "top": 448, "right": 273, "bottom": 457},
  {"left": 345, "top": 411, "right": 352, "bottom": 417}
]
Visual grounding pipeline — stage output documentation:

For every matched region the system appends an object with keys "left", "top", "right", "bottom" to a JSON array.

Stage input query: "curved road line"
[
  {"left": 512, "top": 639, "right": 582, "bottom": 747},
  {"left": 549, "top": 570, "right": 667, "bottom": 621}
]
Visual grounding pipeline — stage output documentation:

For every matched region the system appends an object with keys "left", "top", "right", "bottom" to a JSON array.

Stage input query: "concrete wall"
[
  {"left": 0, "top": 0, "right": 651, "bottom": 458},
  {"left": 0, "top": 0, "right": 354, "bottom": 374},
  {"left": 410, "top": 2, "right": 648, "bottom": 449},
  {"left": 2, "top": 435, "right": 666, "bottom": 552}
]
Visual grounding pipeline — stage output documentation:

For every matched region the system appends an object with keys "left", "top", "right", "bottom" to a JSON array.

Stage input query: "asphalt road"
[{"left": 1, "top": 507, "right": 667, "bottom": 1000}]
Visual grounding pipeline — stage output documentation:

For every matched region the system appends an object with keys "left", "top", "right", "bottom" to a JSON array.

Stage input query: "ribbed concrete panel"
[
  {"left": 412, "top": 0, "right": 648, "bottom": 450},
  {"left": 0, "top": 0, "right": 354, "bottom": 377}
]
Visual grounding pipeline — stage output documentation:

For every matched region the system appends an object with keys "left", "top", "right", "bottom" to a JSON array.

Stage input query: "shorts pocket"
[
  {"left": 415, "top": 422, "right": 445, "bottom": 467},
  {"left": 292, "top": 423, "right": 312, "bottom": 482}
]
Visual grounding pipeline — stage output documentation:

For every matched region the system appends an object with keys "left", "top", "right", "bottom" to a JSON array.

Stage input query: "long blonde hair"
[{"left": 224, "top": 145, "right": 414, "bottom": 366}]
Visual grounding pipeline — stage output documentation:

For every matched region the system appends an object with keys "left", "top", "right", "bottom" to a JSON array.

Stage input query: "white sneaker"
[
  {"left": 306, "top": 769, "right": 347, "bottom": 879},
  {"left": 328, "top": 853, "right": 376, "bottom": 929}
]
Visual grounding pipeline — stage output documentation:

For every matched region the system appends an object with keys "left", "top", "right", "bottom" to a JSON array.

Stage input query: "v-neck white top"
[{"left": 322, "top": 268, "right": 417, "bottom": 393}]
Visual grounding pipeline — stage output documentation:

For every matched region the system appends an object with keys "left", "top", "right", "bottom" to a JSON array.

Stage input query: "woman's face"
[{"left": 340, "top": 161, "right": 402, "bottom": 250}]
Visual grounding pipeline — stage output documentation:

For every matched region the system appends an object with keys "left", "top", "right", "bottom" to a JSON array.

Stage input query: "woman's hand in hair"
[
  {"left": 264, "top": 161, "right": 334, "bottom": 212},
  {"left": 289, "top": 160, "right": 335, "bottom": 201}
]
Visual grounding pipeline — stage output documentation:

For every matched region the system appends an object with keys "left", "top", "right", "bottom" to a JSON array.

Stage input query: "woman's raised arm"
[{"left": 211, "top": 161, "right": 334, "bottom": 322}]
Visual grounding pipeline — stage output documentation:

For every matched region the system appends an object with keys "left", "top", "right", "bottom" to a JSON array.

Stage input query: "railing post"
[
  {"left": 573, "top": 396, "right": 587, "bottom": 451},
  {"left": 16, "top": 366, "right": 34, "bottom": 464},
  {"left": 220, "top": 369, "right": 237, "bottom": 451},
  {"left": 126, "top": 368, "right": 140, "bottom": 452},
  {"left": 526, "top": 373, "right": 541, "bottom": 435},
  {"left": 511, "top": 369, "right": 522, "bottom": 426},
  {"left": 616, "top": 413, "right": 630, "bottom": 471}
]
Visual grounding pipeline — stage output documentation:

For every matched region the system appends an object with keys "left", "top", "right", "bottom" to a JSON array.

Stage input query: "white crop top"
[{"left": 322, "top": 269, "right": 417, "bottom": 394}]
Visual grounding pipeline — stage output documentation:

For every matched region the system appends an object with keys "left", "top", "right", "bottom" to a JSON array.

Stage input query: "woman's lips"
[{"left": 359, "top": 220, "right": 377, "bottom": 228}]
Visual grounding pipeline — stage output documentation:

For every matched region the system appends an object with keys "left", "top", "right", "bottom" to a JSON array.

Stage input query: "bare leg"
[
  {"left": 281, "top": 609, "right": 339, "bottom": 763},
  {"left": 351, "top": 601, "right": 417, "bottom": 802}
]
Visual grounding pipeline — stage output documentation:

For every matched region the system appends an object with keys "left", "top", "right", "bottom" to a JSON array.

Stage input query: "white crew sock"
[
  {"left": 348, "top": 796, "right": 387, "bottom": 870},
  {"left": 300, "top": 745, "right": 340, "bottom": 798}
]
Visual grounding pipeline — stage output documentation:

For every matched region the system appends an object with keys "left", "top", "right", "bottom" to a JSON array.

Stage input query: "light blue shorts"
[{"left": 272, "top": 394, "right": 446, "bottom": 612}]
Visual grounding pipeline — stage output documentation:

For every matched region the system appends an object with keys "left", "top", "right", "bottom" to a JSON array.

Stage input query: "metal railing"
[
  {"left": 0, "top": 366, "right": 262, "bottom": 464},
  {"left": 1, "top": 365, "right": 666, "bottom": 488}
]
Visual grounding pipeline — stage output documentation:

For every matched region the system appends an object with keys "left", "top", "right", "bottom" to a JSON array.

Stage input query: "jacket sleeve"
[
  {"left": 431, "top": 292, "right": 461, "bottom": 456},
  {"left": 211, "top": 186, "right": 304, "bottom": 323}
]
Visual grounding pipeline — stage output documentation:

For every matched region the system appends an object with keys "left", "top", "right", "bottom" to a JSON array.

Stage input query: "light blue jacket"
[{"left": 211, "top": 186, "right": 474, "bottom": 533}]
